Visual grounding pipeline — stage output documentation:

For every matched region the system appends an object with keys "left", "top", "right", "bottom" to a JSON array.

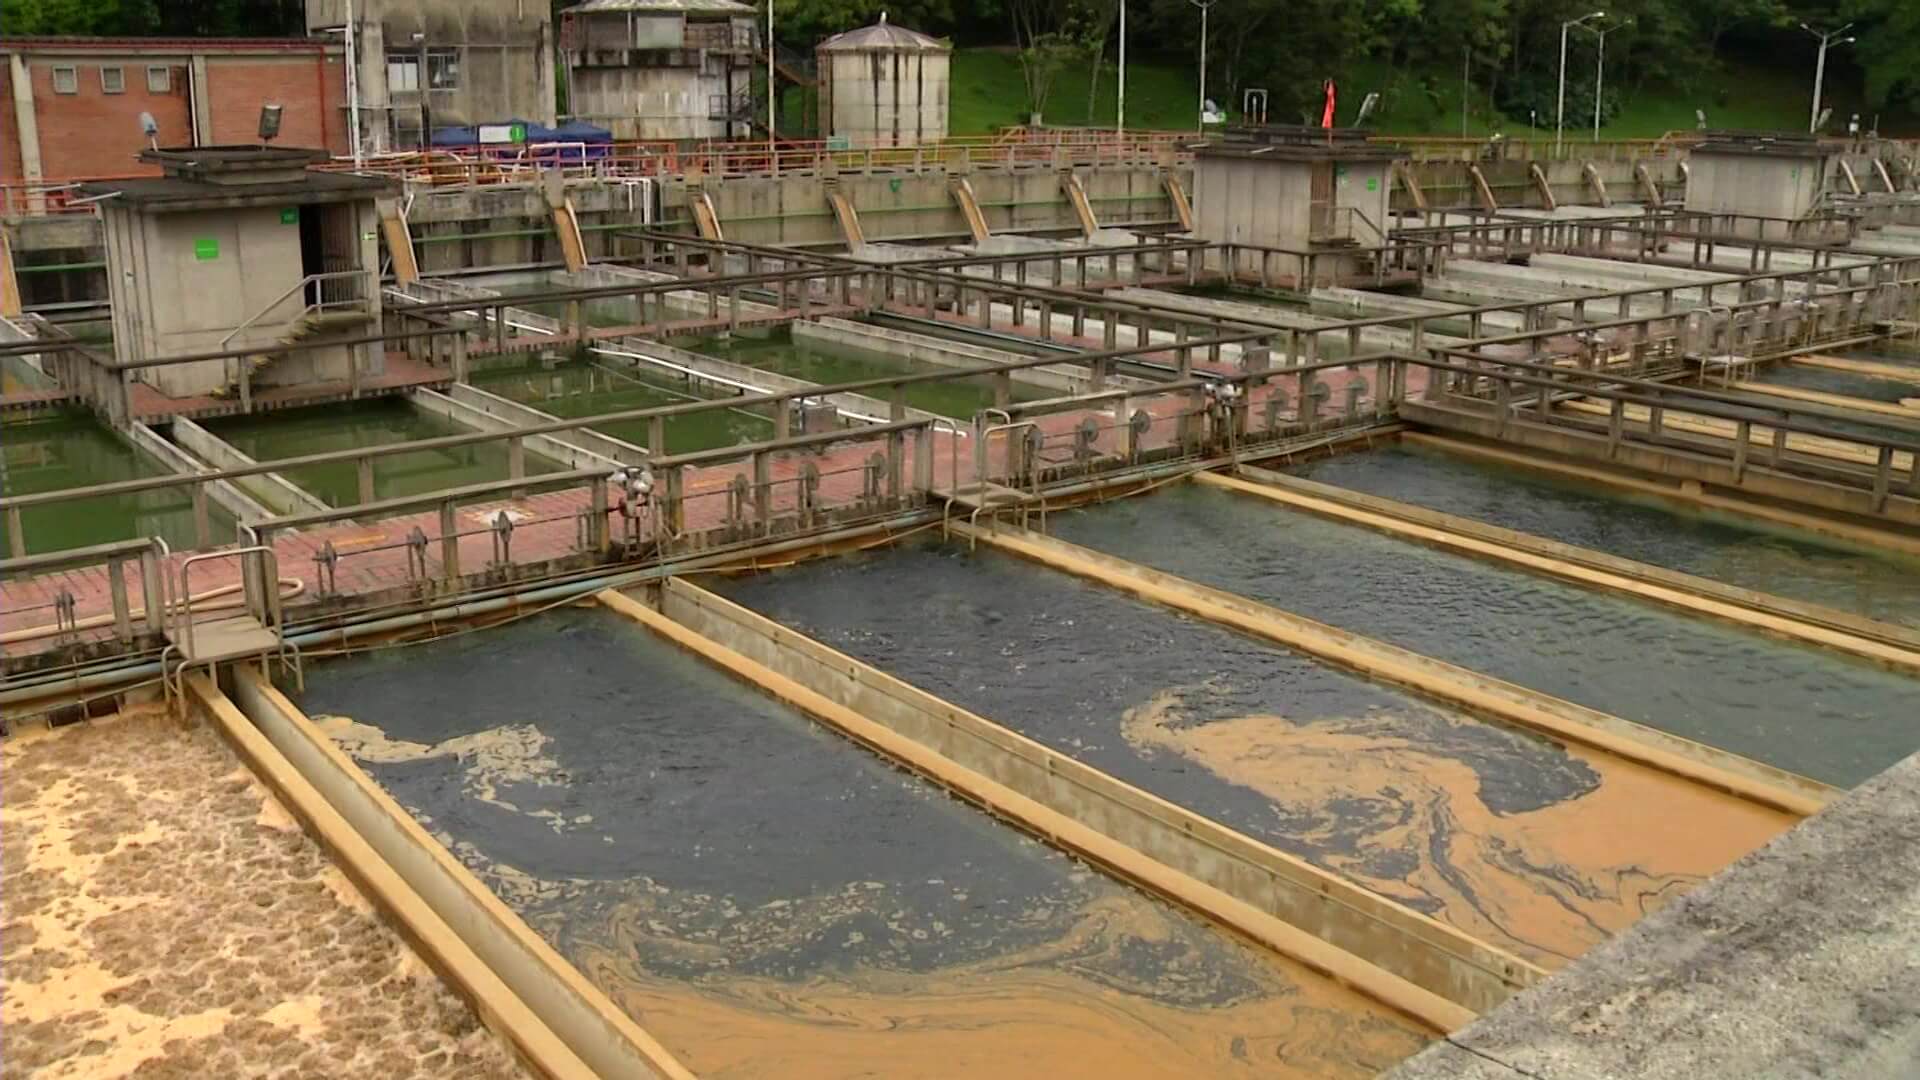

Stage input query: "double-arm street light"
[
  {"left": 1801, "top": 23, "right": 1856, "bottom": 134},
  {"left": 1557, "top": 10, "right": 1604, "bottom": 153}
]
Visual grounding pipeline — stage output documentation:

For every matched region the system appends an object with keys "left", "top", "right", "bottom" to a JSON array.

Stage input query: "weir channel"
[
  {"left": 293, "top": 605, "right": 1433, "bottom": 1079},
  {"left": 1045, "top": 482, "right": 1920, "bottom": 787},
  {"left": 1287, "top": 439, "right": 1920, "bottom": 628},
  {"left": 712, "top": 540, "right": 1797, "bottom": 970}
]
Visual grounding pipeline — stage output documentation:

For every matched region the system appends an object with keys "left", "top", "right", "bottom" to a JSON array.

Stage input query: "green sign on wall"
[
  {"left": 193, "top": 237, "right": 220, "bottom": 261},
  {"left": 280, "top": 207, "right": 300, "bottom": 225},
  {"left": 1366, "top": 177, "right": 1379, "bottom": 192}
]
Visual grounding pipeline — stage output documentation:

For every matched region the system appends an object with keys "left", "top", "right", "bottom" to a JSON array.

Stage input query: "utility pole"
[
  {"left": 767, "top": 0, "right": 775, "bottom": 144},
  {"left": 1557, "top": 10, "right": 1603, "bottom": 154},
  {"left": 1801, "top": 23, "right": 1855, "bottom": 134},
  {"left": 1589, "top": 18, "right": 1628, "bottom": 142},
  {"left": 1117, "top": 0, "right": 1127, "bottom": 135},
  {"left": 1189, "top": 0, "right": 1218, "bottom": 133}
]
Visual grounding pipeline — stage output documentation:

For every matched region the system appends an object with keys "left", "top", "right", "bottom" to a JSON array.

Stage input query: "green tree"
[{"left": 1847, "top": 0, "right": 1920, "bottom": 111}]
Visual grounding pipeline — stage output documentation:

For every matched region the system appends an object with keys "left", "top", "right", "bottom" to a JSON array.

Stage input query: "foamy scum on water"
[
  {"left": 1122, "top": 682, "right": 1793, "bottom": 968},
  {"left": 318, "top": 711, "right": 1434, "bottom": 1079},
  {"left": 0, "top": 712, "right": 523, "bottom": 1079}
]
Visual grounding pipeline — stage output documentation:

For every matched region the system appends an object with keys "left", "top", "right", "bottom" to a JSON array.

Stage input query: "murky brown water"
[
  {"left": 0, "top": 710, "right": 523, "bottom": 1080},
  {"left": 1121, "top": 684, "right": 1792, "bottom": 968},
  {"left": 301, "top": 608, "right": 1437, "bottom": 1079}
]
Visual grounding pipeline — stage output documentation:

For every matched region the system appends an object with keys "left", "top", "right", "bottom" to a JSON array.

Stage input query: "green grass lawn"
[{"left": 934, "top": 47, "right": 1897, "bottom": 139}]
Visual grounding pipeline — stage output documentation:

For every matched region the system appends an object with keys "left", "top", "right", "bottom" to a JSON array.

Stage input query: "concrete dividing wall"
[
  {"left": 648, "top": 577, "right": 1538, "bottom": 1020},
  {"left": 662, "top": 165, "right": 1182, "bottom": 249},
  {"left": 442, "top": 383, "right": 648, "bottom": 466},
  {"left": 406, "top": 388, "right": 621, "bottom": 471},
  {"left": 223, "top": 668, "right": 692, "bottom": 1079},
  {"left": 797, "top": 316, "right": 1150, "bottom": 396},
  {"left": 120, "top": 420, "right": 280, "bottom": 523},
  {"left": 166, "top": 416, "right": 331, "bottom": 517},
  {"left": 1402, "top": 401, "right": 1920, "bottom": 528}
]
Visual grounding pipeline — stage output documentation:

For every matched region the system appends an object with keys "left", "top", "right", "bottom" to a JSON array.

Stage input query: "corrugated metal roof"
[
  {"left": 562, "top": 0, "right": 755, "bottom": 14},
  {"left": 816, "top": 18, "right": 949, "bottom": 53}
]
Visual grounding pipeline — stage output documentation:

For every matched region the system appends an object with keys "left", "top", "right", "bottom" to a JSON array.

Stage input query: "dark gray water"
[
  {"left": 713, "top": 543, "right": 1791, "bottom": 968},
  {"left": 1049, "top": 484, "right": 1920, "bottom": 787},
  {"left": 1752, "top": 364, "right": 1920, "bottom": 404},
  {"left": 1287, "top": 442, "right": 1920, "bottom": 627},
  {"left": 295, "top": 607, "right": 1283, "bottom": 994}
]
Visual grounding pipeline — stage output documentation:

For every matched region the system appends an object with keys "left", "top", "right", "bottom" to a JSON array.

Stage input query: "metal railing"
[
  {"left": 1407, "top": 349, "right": 1920, "bottom": 514},
  {"left": 219, "top": 269, "right": 373, "bottom": 351},
  {"left": 245, "top": 417, "right": 937, "bottom": 601},
  {"left": 0, "top": 538, "right": 169, "bottom": 652}
]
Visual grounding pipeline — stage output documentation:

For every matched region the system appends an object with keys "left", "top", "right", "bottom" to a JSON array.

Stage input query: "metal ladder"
[{"left": 160, "top": 545, "right": 302, "bottom": 709}]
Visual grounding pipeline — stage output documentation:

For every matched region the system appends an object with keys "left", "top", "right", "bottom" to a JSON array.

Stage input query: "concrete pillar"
[
  {"left": 360, "top": 21, "right": 392, "bottom": 153},
  {"left": 188, "top": 56, "right": 213, "bottom": 145},
  {"left": 7, "top": 55, "right": 43, "bottom": 194}
]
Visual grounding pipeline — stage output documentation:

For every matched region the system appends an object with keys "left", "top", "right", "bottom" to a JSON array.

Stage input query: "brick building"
[{"left": 2, "top": 38, "right": 349, "bottom": 187}]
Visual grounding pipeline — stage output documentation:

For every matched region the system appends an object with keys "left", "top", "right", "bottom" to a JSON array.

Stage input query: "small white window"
[
  {"left": 51, "top": 66, "right": 78, "bottom": 94},
  {"left": 387, "top": 55, "right": 419, "bottom": 92},
  {"left": 147, "top": 66, "right": 171, "bottom": 93},
  {"left": 101, "top": 66, "right": 125, "bottom": 94}
]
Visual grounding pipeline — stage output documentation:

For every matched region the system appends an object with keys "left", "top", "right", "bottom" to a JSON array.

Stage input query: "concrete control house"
[
  {"left": 1193, "top": 124, "right": 1406, "bottom": 285},
  {"left": 816, "top": 16, "right": 951, "bottom": 149},
  {"left": 558, "top": 0, "right": 762, "bottom": 141},
  {"left": 81, "top": 145, "right": 395, "bottom": 404},
  {"left": 1682, "top": 130, "right": 1849, "bottom": 242}
]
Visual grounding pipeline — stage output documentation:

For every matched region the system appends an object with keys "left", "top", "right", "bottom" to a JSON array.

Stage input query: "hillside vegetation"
[{"left": 947, "top": 47, "right": 1894, "bottom": 139}]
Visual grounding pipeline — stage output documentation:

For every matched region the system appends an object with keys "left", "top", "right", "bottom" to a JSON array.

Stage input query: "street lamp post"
[
  {"left": 1190, "top": 0, "right": 1218, "bottom": 133},
  {"left": 1589, "top": 18, "right": 1629, "bottom": 142},
  {"left": 1801, "top": 23, "right": 1856, "bottom": 134},
  {"left": 1557, "top": 10, "right": 1604, "bottom": 154},
  {"left": 1117, "top": 0, "right": 1127, "bottom": 135}
]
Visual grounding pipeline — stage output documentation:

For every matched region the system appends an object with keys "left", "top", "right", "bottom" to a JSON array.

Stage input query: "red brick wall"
[
  {"left": 1, "top": 47, "right": 347, "bottom": 184},
  {"left": 205, "top": 54, "right": 348, "bottom": 155},
  {"left": 4, "top": 57, "right": 194, "bottom": 180}
]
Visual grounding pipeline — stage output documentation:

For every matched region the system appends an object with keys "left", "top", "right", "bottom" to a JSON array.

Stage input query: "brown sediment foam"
[
  {"left": 553, "top": 875, "right": 1429, "bottom": 1079},
  {"left": 0, "top": 712, "right": 525, "bottom": 1079},
  {"left": 1121, "top": 685, "right": 1793, "bottom": 968},
  {"left": 314, "top": 715, "right": 589, "bottom": 833},
  {"left": 320, "top": 711, "right": 1433, "bottom": 1078}
]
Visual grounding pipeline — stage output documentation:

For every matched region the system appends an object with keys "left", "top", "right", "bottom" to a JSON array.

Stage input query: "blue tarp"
[{"left": 429, "top": 119, "right": 614, "bottom": 159}]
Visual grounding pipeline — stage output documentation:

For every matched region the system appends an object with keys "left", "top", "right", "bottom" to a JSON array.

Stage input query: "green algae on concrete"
[
  {"left": 469, "top": 361, "right": 774, "bottom": 453},
  {"left": 206, "top": 398, "right": 563, "bottom": 508}
]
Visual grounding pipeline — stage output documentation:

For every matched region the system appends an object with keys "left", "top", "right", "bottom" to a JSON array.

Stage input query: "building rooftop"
[
  {"left": 1197, "top": 124, "right": 1404, "bottom": 163},
  {"left": 817, "top": 16, "right": 950, "bottom": 53},
  {"left": 1693, "top": 130, "right": 1830, "bottom": 159},
  {"left": 78, "top": 167, "right": 395, "bottom": 213},
  {"left": 0, "top": 35, "right": 334, "bottom": 53}
]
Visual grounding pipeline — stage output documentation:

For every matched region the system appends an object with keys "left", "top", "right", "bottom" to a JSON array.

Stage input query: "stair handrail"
[{"left": 218, "top": 269, "right": 371, "bottom": 351}]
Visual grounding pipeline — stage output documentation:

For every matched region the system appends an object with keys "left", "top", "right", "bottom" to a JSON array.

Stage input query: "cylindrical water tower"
[{"left": 816, "top": 15, "right": 950, "bottom": 149}]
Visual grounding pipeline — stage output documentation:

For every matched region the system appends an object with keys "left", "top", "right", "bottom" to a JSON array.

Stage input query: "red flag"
[{"left": 1321, "top": 79, "right": 1337, "bottom": 129}]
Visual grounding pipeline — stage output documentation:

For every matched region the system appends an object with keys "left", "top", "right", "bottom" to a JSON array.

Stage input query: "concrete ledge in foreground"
[{"left": 1386, "top": 749, "right": 1920, "bottom": 1079}]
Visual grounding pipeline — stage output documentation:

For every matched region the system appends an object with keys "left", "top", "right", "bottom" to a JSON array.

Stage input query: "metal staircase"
[
  {"left": 160, "top": 545, "right": 301, "bottom": 709},
  {"left": 218, "top": 269, "right": 374, "bottom": 394}
]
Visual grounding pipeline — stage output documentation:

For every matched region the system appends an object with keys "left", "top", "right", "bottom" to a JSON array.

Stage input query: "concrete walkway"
[{"left": 1387, "top": 749, "right": 1920, "bottom": 1079}]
